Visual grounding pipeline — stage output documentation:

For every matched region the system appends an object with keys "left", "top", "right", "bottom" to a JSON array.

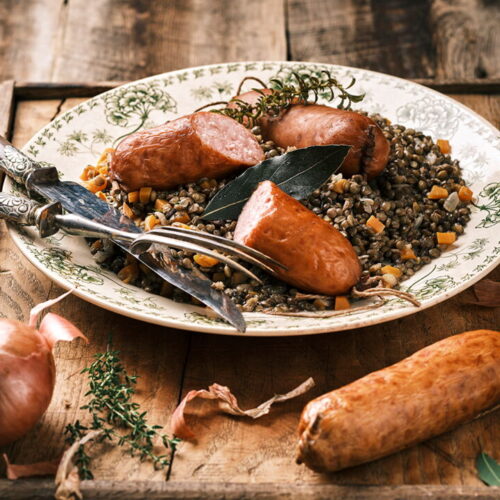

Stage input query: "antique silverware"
[{"left": 0, "top": 137, "right": 253, "bottom": 330}]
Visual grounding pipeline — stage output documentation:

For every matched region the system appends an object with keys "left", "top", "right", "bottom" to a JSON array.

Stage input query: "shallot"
[{"left": 0, "top": 290, "right": 87, "bottom": 447}]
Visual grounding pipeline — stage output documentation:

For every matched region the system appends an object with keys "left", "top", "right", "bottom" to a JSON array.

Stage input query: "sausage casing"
[
  {"left": 234, "top": 180, "right": 361, "bottom": 295},
  {"left": 228, "top": 90, "right": 390, "bottom": 179},
  {"left": 297, "top": 329, "right": 500, "bottom": 472},
  {"left": 110, "top": 112, "right": 264, "bottom": 192}
]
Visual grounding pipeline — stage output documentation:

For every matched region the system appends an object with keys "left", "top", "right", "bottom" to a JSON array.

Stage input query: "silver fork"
[{"left": 0, "top": 191, "right": 286, "bottom": 283}]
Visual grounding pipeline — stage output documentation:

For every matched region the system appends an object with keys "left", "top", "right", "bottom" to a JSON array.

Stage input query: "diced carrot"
[
  {"left": 95, "top": 191, "right": 107, "bottom": 201},
  {"left": 381, "top": 265, "right": 402, "bottom": 278},
  {"left": 139, "top": 187, "right": 153, "bottom": 204},
  {"left": 89, "top": 240, "right": 102, "bottom": 252},
  {"left": 334, "top": 296, "right": 351, "bottom": 311},
  {"left": 144, "top": 215, "right": 159, "bottom": 231},
  {"left": 437, "top": 139, "right": 451, "bottom": 154},
  {"left": 427, "top": 185, "right": 449, "bottom": 199},
  {"left": 400, "top": 246, "right": 417, "bottom": 260},
  {"left": 366, "top": 215, "right": 385, "bottom": 233},
  {"left": 84, "top": 175, "right": 107, "bottom": 193},
  {"left": 171, "top": 213, "right": 190, "bottom": 224},
  {"left": 128, "top": 191, "right": 139, "bottom": 203},
  {"left": 333, "top": 179, "right": 348, "bottom": 194},
  {"left": 458, "top": 186, "right": 473, "bottom": 203},
  {"left": 193, "top": 254, "right": 219, "bottom": 267},
  {"left": 154, "top": 198, "right": 170, "bottom": 211},
  {"left": 80, "top": 165, "right": 98, "bottom": 181},
  {"left": 122, "top": 202, "right": 134, "bottom": 218},
  {"left": 437, "top": 232, "right": 456, "bottom": 245},
  {"left": 117, "top": 264, "right": 139, "bottom": 284},
  {"left": 98, "top": 165, "right": 108, "bottom": 176}
]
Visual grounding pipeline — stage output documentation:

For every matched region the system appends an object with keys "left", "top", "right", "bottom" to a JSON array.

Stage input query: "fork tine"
[
  {"left": 147, "top": 227, "right": 280, "bottom": 276},
  {"left": 130, "top": 233, "right": 263, "bottom": 283},
  {"left": 151, "top": 226, "right": 288, "bottom": 270}
]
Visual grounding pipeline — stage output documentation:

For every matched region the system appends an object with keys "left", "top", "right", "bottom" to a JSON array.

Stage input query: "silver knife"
[{"left": 0, "top": 136, "right": 246, "bottom": 332}]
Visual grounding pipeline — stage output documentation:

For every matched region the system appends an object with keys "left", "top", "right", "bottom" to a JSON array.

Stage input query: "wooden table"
[{"left": 0, "top": 2, "right": 499, "bottom": 499}]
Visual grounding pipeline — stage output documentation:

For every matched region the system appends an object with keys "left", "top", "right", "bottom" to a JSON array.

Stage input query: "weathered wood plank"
[
  {"left": 169, "top": 271, "right": 500, "bottom": 485},
  {"left": 0, "top": 0, "right": 65, "bottom": 82},
  {"left": 0, "top": 80, "right": 15, "bottom": 139},
  {"left": 0, "top": 93, "right": 498, "bottom": 490},
  {"left": 287, "top": 0, "right": 500, "bottom": 82},
  {"left": 430, "top": 0, "right": 500, "bottom": 80},
  {"left": 13, "top": 81, "right": 127, "bottom": 100},
  {"left": 169, "top": 94, "right": 500, "bottom": 484},
  {"left": 1, "top": 480, "right": 499, "bottom": 500},
  {"left": 286, "top": 0, "right": 435, "bottom": 78},
  {"left": 11, "top": 79, "right": 500, "bottom": 101},
  {"left": 0, "top": 99, "right": 191, "bottom": 481},
  {"left": 49, "top": 0, "right": 286, "bottom": 82}
]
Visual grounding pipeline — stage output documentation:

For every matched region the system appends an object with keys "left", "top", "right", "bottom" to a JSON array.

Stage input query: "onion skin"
[
  {"left": 0, "top": 320, "right": 55, "bottom": 447},
  {"left": 0, "top": 298, "right": 87, "bottom": 447}
]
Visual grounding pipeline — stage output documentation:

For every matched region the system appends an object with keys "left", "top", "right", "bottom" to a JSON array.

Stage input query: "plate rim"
[{"left": 7, "top": 60, "right": 500, "bottom": 336}]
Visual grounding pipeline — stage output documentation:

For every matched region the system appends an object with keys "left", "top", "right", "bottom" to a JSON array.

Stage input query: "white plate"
[{"left": 4, "top": 61, "right": 500, "bottom": 336}]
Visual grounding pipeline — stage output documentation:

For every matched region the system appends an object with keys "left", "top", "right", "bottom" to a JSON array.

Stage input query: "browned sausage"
[
  {"left": 228, "top": 90, "right": 390, "bottom": 179},
  {"left": 110, "top": 112, "right": 264, "bottom": 192},
  {"left": 297, "top": 329, "right": 500, "bottom": 473},
  {"left": 233, "top": 180, "right": 361, "bottom": 295}
]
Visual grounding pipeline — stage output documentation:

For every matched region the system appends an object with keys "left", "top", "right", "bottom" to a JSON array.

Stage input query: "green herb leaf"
[
  {"left": 476, "top": 452, "right": 500, "bottom": 486},
  {"left": 202, "top": 144, "right": 350, "bottom": 221},
  {"left": 214, "top": 71, "right": 365, "bottom": 127},
  {"left": 66, "top": 344, "right": 180, "bottom": 480}
]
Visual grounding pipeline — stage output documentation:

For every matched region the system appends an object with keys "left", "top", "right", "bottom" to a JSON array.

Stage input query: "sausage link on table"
[
  {"left": 228, "top": 89, "right": 390, "bottom": 179},
  {"left": 297, "top": 329, "right": 500, "bottom": 473},
  {"left": 110, "top": 112, "right": 264, "bottom": 192},
  {"left": 234, "top": 180, "right": 361, "bottom": 295}
]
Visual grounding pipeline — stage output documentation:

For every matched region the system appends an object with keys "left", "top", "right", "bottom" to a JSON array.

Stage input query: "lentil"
[{"left": 87, "top": 113, "right": 471, "bottom": 313}]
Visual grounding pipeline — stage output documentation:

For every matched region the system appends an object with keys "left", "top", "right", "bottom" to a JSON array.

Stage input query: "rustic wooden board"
[
  {"left": 0, "top": 88, "right": 498, "bottom": 498},
  {"left": 1, "top": 481, "right": 500, "bottom": 500},
  {"left": 3, "top": 2, "right": 499, "bottom": 86},
  {"left": 0, "top": 97, "right": 191, "bottom": 482},
  {"left": 0, "top": 0, "right": 287, "bottom": 85},
  {"left": 286, "top": 0, "right": 500, "bottom": 81}
]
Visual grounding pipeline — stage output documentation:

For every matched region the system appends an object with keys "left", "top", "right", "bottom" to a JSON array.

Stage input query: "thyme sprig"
[
  {"left": 213, "top": 71, "right": 365, "bottom": 127},
  {"left": 65, "top": 346, "right": 180, "bottom": 480}
]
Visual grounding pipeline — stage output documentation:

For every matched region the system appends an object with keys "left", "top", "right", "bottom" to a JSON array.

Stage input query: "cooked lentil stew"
[{"left": 83, "top": 113, "right": 472, "bottom": 313}]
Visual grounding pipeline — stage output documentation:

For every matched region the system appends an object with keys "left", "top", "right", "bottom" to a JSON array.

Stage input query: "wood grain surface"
[
  {"left": 0, "top": 0, "right": 499, "bottom": 496},
  {"left": 287, "top": 0, "right": 500, "bottom": 81},
  {"left": 1, "top": 481, "right": 500, "bottom": 500},
  {"left": 1, "top": 1, "right": 499, "bottom": 83},
  {"left": 0, "top": 0, "right": 286, "bottom": 82},
  {"left": 0, "top": 92, "right": 498, "bottom": 492}
]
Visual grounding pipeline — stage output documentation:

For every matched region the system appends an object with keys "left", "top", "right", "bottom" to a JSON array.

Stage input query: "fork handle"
[{"left": 0, "top": 191, "right": 62, "bottom": 237}]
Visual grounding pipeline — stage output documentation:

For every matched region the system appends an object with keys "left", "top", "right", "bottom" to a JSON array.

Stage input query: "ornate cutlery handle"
[
  {"left": 0, "top": 136, "right": 59, "bottom": 187},
  {"left": 0, "top": 191, "right": 61, "bottom": 237}
]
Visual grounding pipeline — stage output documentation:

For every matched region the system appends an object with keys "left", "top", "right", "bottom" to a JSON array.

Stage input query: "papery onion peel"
[{"left": 171, "top": 378, "right": 315, "bottom": 440}]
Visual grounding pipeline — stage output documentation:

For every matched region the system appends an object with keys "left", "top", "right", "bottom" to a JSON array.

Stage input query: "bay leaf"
[
  {"left": 202, "top": 144, "right": 350, "bottom": 221},
  {"left": 476, "top": 452, "right": 500, "bottom": 486}
]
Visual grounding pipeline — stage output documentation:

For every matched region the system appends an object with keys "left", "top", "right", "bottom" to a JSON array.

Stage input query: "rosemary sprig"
[
  {"left": 214, "top": 71, "right": 365, "bottom": 127},
  {"left": 65, "top": 346, "right": 180, "bottom": 480}
]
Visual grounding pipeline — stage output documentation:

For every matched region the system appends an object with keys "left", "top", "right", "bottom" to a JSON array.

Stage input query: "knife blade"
[{"left": 0, "top": 136, "right": 246, "bottom": 332}]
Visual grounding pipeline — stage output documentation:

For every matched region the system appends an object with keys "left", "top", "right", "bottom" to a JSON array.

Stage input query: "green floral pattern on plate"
[{"left": 4, "top": 61, "right": 500, "bottom": 336}]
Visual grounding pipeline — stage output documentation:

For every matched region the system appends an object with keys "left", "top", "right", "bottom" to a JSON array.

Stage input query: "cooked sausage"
[
  {"left": 233, "top": 180, "right": 361, "bottom": 295},
  {"left": 297, "top": 329, "right": 500, "bottom": 473},
  {"left": 228, "top": 90, "right": 390, "bottom": 179},
  {"left": 110, "top": 112, "right": 264, "bottom": 192}
]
